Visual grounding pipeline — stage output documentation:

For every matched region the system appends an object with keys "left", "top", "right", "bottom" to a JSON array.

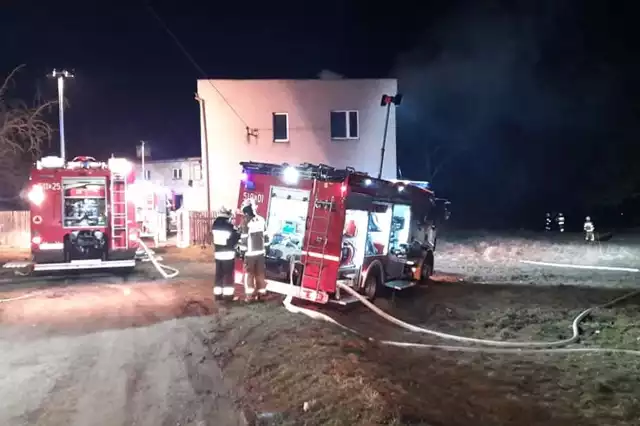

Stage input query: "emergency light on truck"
[
  {"left": 283, "top": 166, "right": 300, "bottom": 185},
  {"left": 27, "top": 184, "right": 45, "bottom": 206}
]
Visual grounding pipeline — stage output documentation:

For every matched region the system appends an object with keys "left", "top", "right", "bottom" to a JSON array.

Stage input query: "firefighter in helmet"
[
  {"left": 584, "top": 216, "right": 595, "bottom": 242},
  {"left": 211, "top": 206, "right": 240, "bottom": 301},
  {"left": 239, "top": 198, "right": 269, "bottom": 302},
  {"left": 544, "top": 212, "right": 552, "bottom": 232},
  {"left": 556, "top": 212, "right": 565, "bottom": 233}
]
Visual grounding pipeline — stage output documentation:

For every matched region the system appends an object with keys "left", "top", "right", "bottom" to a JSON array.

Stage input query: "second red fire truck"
[
  {"left": 233, "top": 162, "right": 449, "bottom": 304},
  {"left": 4, "top": 155, "right": 140, "bottom": 273}
]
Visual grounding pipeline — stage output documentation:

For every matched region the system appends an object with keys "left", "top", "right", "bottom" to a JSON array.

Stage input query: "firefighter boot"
[
  {"left": 253, "top": 256, "right": 268, "bottom": 302},
  {"left": 218, "top": 259, "right": 236, "bottom": 301},
  {"left": 213, "top": 285, "right": 224, "bottom": 301},
  {"left": 244, "top": 272, "right": 257, "bottom": 303}
]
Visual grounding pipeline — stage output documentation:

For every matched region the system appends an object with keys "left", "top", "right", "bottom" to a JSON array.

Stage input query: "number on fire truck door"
[
  {"left": 42, "top": 182, "right": 61, "bottom": 191},
  {"left": 242, "top": 192, "right": 264, "bottom": 205}
]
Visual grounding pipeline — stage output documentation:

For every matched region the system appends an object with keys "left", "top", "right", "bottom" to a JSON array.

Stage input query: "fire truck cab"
[
  {"left": 4, "top": 155, "right": 140, "bottom": 272},
  {"left": 233, "top": 162, "right": 448, "bottom": 304}
]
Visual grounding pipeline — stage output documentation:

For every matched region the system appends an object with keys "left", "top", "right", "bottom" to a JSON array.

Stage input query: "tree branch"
[{"left": 0, "top": 66, "right": 55, "bottom": 197}]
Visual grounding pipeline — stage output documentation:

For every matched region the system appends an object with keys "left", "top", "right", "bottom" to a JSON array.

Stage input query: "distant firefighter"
[
  {"left": 584, "top": 216, "right": 595, "bottom": 242},
  {"left": 544, "top": 212, "right": 552, "bottom": 232},
  {"left": 556, "top": 213, "right": 565, "bottom": 232}
]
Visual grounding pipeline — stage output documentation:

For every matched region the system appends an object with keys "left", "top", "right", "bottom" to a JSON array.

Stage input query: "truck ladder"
[
  {"left": 301, "top": 185, "right": 334, "bottom": 292},
  {"left": 110, "top": 172, "right": 129, "bottom": 250}
]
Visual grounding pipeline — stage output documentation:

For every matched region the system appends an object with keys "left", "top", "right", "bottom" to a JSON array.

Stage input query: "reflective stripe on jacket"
[
  {"left": 241, "top": 215, "right": 267, "bottom": 257},
  {"left": 212, "top": 216, "right": 240, "bottom": 258},
  {"left": 214, "top": 250, "right": 235, "bottom": 260}
]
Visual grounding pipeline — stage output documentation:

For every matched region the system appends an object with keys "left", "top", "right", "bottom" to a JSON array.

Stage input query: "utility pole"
[
  {"left": 378, "top": 93, "right": 403, "bottom": 179},
  {"left": 140, "top": 141, "right": 146, "bottom": 179},
  {"left": 195, "top": 94, "right": 212, "bottom": 216},
  {"left": 136, "top": 141, "right": 151, "bottom": 180},
  {"left": 49, "top": 69, "right": 74, "bottom": 161}
]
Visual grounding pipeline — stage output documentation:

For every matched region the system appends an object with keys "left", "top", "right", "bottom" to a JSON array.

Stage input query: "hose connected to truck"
[
  {"left": 136, "top": 238, "right": 180, "bottom": 279},
  {"left": 283, "top": 261, "right": 640, "bottom": 356}
]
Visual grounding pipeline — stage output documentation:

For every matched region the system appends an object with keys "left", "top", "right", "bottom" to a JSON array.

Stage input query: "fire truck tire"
[
  {"left": 116, "top": 267, "right": 135, "bottom": 280},
  {"left": 363, "top": 266, "right": 382, "bottom": 300},
  {"left": 421, "top": 251, "right": 434, "bottom": 283}
]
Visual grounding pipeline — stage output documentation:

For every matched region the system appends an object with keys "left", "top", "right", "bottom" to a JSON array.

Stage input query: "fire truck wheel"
[
  {"left": 115, "top": 267, "right": 135, "bottom": 280},
  {"left": 363, "top": 267, "right": 382, "bottom": 300},
  {"left": 421, "top": 251, "right": 434, "bottom": 283}
]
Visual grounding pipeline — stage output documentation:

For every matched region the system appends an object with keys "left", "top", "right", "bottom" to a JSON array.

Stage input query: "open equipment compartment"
[{"left": 264, "top": 185, "right": 311, "bottom": 282}]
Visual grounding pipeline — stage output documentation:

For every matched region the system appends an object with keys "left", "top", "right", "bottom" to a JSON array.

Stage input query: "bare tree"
[{"left": 0, "top": 65, "right": 55, "bottom": 200}]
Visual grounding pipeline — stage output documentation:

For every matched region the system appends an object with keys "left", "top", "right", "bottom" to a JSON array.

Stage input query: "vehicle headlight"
[{"left": 27, "top": 185, "right": 45, "bottom": 206}]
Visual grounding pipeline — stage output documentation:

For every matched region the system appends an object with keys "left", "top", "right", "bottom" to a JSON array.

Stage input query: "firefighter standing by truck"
[
  {"left": 211, "top": 207, "right": 241, "bottom": 301},
  {"left": 239, "top": 198, "right": 269, "bottom": 302}
]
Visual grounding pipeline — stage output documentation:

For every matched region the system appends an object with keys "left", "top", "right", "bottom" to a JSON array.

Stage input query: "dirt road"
[{"left": 0, "top": 279, "right": 247, "bottom": 426}]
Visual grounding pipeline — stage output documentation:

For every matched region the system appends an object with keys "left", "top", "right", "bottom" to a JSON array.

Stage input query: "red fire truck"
[
  {"left": 233, "top": 162, "right": 448, "bottom": 305},
  {"left": 3, "top": 155, "right": 140, "bottom": 272}
]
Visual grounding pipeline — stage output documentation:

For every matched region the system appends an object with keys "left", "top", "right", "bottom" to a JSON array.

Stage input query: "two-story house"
[
  {"left": 133, "top": 157, "right": 203, "bottom": 208},
  {"left": 196, "top": 76, "right": 398, "bottom": 211}
]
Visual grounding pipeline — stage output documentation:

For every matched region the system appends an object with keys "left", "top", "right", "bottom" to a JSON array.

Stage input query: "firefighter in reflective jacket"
[
  {"left": 584, "top": 216, "right": 595, "bottom": 242},
  {"left": 556, "top": 213, "right": 565, "bottom": 232},
  {"left": 211, "top": 207, "right": 240, "bottom": 301},
  {"left": 239, "top": 199, "right": 269, "bottom": 301}
]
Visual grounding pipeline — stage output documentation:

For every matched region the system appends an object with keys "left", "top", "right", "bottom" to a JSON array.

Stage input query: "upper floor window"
[
  {"left": 330, "top": 110, "right": 359, "bottom": 140},
  {"left": 144, "top": 169, "right": 151, "bottom": 180},
  {"left": 273, "top": 112, "right": 289, "bottom": 142},
  {"left": 172, "top": 168, "right": 183, "bottom": 180}
]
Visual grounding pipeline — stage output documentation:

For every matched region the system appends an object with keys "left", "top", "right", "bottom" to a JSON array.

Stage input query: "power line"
[{"left": 144, "top": 2, "right": 250, "bottom": 129}]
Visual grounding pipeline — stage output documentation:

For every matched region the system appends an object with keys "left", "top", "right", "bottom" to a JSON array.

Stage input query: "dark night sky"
[
  {"left": 2, "top": 0, "right": 639, "bottom": 229},
  {"left": 0, "top": 0, "right": 427, "bottom": 158}
]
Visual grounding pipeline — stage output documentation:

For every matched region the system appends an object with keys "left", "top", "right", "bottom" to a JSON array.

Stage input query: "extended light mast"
[
  {"left": 378, "top": 93, "right": 403, "bottom": 179},
  {"left": 49, "top": 69, "right": 74, "bottom": 161}
]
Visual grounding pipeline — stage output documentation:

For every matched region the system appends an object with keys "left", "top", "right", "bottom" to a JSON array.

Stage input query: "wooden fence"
[
  {"left": 0, "top": 210, "right": 30, "bottom": 248},
  {"left": 189, "top": 211, "right": 215, "bottom": 246},
  {"left": 0, "top": 209, "right": 218, "bottom": 248}
]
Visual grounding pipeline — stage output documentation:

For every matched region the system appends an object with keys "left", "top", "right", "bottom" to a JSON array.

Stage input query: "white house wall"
[
  {"left": 133, "top": 158, "right": 204, "bottom": 196},
  {"left": 197, "top": 78, "right": 398, "bottom": 212}
]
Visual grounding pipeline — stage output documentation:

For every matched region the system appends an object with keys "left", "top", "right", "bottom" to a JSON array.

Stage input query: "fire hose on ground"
[
  {"left": 136, "top": 238, "right": 180, "bottom": 279},
  {"left": 283, "top": 260, "right": 640, "bottom": 356}
]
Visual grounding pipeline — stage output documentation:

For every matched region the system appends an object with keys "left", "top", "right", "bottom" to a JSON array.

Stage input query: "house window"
[
  {"left": 144, "top": 169, "right": 151, "bottom": 180},
  {"left": 172, "top": 168, "right": 183, "bottom": 180},
  {"left": 330, "top": 110, "right": 359, "bottom": 139},
  {"left": 273, "top": 112, "right": 289, "bottom": 142}
]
